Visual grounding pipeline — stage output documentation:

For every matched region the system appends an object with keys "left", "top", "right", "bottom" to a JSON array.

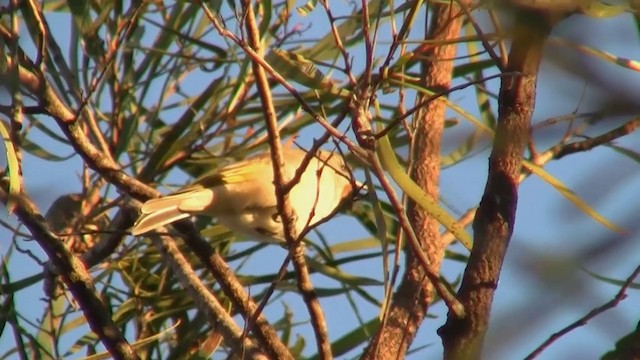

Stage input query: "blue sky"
[{"left": 1, "top": 4, "right": 640, "bottom": 360}]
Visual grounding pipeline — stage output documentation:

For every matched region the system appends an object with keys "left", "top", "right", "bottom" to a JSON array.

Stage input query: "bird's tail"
[
  {"left": 131, "top": 195, "right": 191, "bottom": 236},
  {"left": 131, "top": 188, "right": 215, "bottom": 236}
]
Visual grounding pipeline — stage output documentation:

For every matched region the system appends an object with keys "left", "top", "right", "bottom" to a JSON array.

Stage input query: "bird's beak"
[{"left": 344, "top": 180, "right": 366, "bottom": 198}]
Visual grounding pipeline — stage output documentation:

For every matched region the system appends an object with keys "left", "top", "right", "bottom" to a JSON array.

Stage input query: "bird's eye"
[{"left": 271, "top": 213, "right": 281, "bottom": 223}]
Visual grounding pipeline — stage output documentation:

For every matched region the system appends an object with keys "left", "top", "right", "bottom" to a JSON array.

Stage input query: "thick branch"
[
  {"left": 439, "top": 11, "right": 554, "bottom": 359},
  {"left": 363, "top": 2, "right": 468, "bottom": 358}
]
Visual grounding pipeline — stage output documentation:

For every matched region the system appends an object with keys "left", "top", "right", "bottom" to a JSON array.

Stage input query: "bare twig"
[
  {"left": 488, "top": 10, "right": 509, "bottom": 69},
  {"left": 361, "top": 0, "right": 373, "bottom": 87},
  {"left": 196, "top": 0, "right": 367, "bottom": 161},
  {"left": 457, "top": 1, "right": 506, "bottom": 72},
  {"left": 240, "top": 1, "right": 332, "bottom": 358},
  {"left": 548, "top": 118, "right": 640, "bottom": 161},
  {"left": 376, "top": 72, "right": 510, "bottom": 139},
  {"left": 368, "top": 153, "right": 464, "bottom": 315},
  {"left": 442, "top": 118, "right": 640, "bottom": 248},
  {"left": 319, "top": 0, "right": 357, "bottom": 86},
  {"left": 524, "top": 264, "right": 640, "bottom": 360},
  {"left": 376, "top": 1, "right": 422, "bottom": 81}
]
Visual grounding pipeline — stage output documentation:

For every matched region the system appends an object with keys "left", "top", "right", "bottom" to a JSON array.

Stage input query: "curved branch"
[
  {"left": 0, "top": 185, "right": 140, "bottom": 360},
  {"left": 525, "top": 264, "right": 640, "bottom": 359}
]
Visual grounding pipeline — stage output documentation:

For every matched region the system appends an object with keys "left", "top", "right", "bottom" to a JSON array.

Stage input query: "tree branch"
[
  {"left": 0, "top": 185, "right": 139, "bottom": 360},
  {"left": 171, "top": 222, "right": 294, "bottom": 360},
  {"left": 241, "top": 1, "right": 332, "bottom": 358},
  {"left": 524, "top": 264, "right": 640, "bottom": 360},
  {"left": 148, "top": 231, "right": 264, "bottom": 358},
  {"left": 439, "top": 10, "right": 554, "bottom": 359},
  {"left": 552, "top": 118, "right": 640, "bottom": 160},
  {"left": 363, "top": 2, "right": 469, "bottom": 358},
  {"left": 2, "top": 35, "right": 292, "bottom": 359}
]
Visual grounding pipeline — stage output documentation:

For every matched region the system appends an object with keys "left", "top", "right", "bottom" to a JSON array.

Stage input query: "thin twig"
[
  {"left": 197, "top": 0, "right": 367, "bottom": 161},
  {"left": 524, "top": 264, "right": 640, "bottom": 360},
  {"left": 361, "top": 0, "right": 373, "bottom": 87},
  {"left": 319, "top": 0, "right": 357, "bottom": 86},
  {"left": 443, "top": 117, "right": 640, "bottom": 246},
  {"left": 377, "top": 0, "right": 422, "bottom": 81},
  {"left": 457, "top": 1, "right": 505, "bottom": 72},
  {"left": 551, "top": 118, "right": 639, "bottom": 161},
  {"left": 376, "top": 72, "right": 510, "bottom": 139},
  {"left": 487, "top": 10, "right": 508, "bottom": 69},
  {"left": 368, "top": 153, "right": 465, "bottom": 316},
  {"left": 240, "top": 1, "right": 333, "bottom": 358}
]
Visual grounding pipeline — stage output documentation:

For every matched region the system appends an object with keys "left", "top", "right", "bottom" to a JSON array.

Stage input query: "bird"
[{"left": 131, "top": 147, "right": 355, "bottom": 242}]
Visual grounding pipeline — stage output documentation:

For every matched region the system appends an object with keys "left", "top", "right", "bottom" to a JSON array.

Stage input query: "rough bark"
[
  {"left": 439, "top": 10, "right": 554, "bottom": 359},
  {"left": 362, "top": 3, "right": 469, "bottom": 358}
]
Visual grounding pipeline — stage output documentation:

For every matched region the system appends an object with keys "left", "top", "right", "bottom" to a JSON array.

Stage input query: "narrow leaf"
[
  {"left": 0, "top": 120, "right": 21, "bottom": 213},
  {"left": 523, "top": 160, "right": 624, "bottom": 233},
  {"left": 376, "top": 130, "right": 473, "bottom": 249}
]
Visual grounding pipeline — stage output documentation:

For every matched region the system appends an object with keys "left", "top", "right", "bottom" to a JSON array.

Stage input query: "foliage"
[{"left": 0, "top": 0, "right": 639, "bottom": 359}]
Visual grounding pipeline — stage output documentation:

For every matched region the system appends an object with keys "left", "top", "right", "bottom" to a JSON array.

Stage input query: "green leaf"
[
  {"left": 376, "top": 128, "right": 473, "bottom": 250},
  {"left": 20, "top": 137, "right": 74, "bottom": 162},
  {"left": 604, "top": 143, "right": 640, "bottom": 164},
  {"left": 306, "top": 257, "right": 383, "bottom": 286},
  {"left": 523, "top": 160, "right": 624, "bottom": 233},
  {"left": 267, "top": 49, "right": 350, "bottom": 96},
  {"left": 582, "top": 268, "right": 640, "bottom": 289},
  {"left": 580, "top": 0, "right": 630, "bottom": 18},
  {"left": 0, "top": 273, "right": 43, "bottom": 295},
  {"left": 327, "top": 237, "right": 383, "bottom": 254},
  {"left": 0, "top": 120, "right": 21, "bottom": 213},
  {"left": 297, "top": 0, "right": 318, "bottom": 16},
  {"left": 309, "top": 317, "right": 380, "bottom": 360}
]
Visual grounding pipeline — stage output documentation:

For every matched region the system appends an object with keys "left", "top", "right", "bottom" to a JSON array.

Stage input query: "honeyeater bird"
[{"left": 131, "top": 148, "right": 354, "bottom": 242}]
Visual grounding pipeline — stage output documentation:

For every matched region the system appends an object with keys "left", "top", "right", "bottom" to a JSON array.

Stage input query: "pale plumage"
[{"left": 131, "top": 148, "right": 353, "bottom": 242}]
